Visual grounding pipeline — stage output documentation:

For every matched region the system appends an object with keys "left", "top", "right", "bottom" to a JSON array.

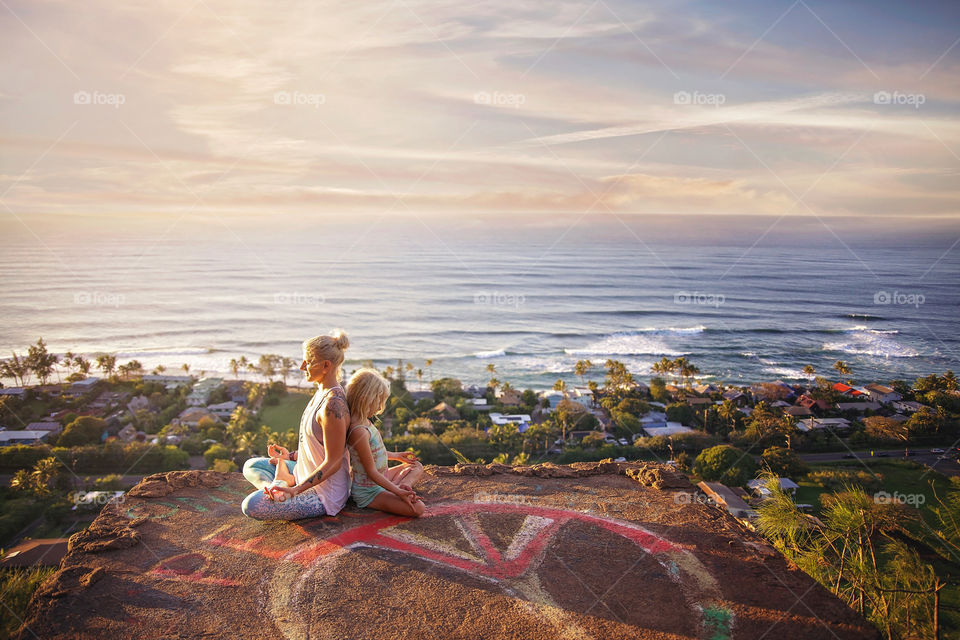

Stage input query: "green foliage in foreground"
[
  {"left": 0, "top": 566, "right": 56, "bottom": 639},
  {"left": 756, "top": 472, "right": 958, "bottom": 640}
]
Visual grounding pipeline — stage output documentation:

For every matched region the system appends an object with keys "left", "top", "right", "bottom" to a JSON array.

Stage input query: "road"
[{"left": 797, "top": 448, "right": 960, "bottom": 478}]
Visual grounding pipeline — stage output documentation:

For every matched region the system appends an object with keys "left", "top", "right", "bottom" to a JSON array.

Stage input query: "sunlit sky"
[{"left": 1, "top": 0, "right": 959, "bottom": 222}]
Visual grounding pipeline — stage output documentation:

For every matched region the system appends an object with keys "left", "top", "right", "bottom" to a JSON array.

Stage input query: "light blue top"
[{"left": 348, "top": 422, "right": 388, "bottom": 508}]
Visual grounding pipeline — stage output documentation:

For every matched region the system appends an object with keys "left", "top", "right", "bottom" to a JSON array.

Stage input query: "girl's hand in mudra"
[{"left": 395, "top": 451, "right": 418, "bottom": 464}]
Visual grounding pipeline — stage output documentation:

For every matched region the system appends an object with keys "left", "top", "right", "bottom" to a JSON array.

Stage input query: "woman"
[{"left": 240, "top": 329, "right": 352, "bottom": 520}]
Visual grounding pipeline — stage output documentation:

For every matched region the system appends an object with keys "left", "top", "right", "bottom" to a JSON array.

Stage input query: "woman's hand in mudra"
[
  {"left": 264, "top": 484, "right": 297, "bottom": 502},
  {"left": 267, "top": 443, "right": 293, "bottom": 461}
]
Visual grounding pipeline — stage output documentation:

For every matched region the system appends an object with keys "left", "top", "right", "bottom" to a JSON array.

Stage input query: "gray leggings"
[{"left": 240, "top": 457, "right": 327, "bottom": 521}]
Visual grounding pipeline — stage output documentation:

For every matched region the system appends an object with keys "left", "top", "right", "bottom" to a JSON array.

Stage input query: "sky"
[{"left": 1, "top": 0, "right": 959, "bottom": 224}]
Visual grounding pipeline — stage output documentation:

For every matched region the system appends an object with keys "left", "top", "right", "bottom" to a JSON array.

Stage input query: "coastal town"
[{"left": 1, "top": 340, "right": 959, "bottom": 637}]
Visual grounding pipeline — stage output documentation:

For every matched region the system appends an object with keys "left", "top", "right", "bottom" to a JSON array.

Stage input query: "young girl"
[{"left": 345, "top": 368, "right": 425, "bottom": 517}]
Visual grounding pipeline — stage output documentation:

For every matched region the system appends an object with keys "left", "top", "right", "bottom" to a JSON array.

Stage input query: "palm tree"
[
  {"left": 574, "top": 359, "right": 592, "bottom": 386},
  {"left": 833, "top": 360, "right": 853, "bottom": 384},
  {"left": 802, "top": 365, "right": 815, "bottom": 378},
  {"left": 181, "top": 363, "right": 190, "bottom": 375},
  {"left": 425, "top": 359, "right": 433, "bottom": 382},
  {"left": 96, "top": 354, "right": 117, "bottom": 379},
  {"left": 280, "top": 357, "right": 296, "bottom": 386},
  {"left": 553, "top": 379, "right": 566, "bottom": 393},
  {"left": 229, "top": 358, "right": 240, "bottom": 378},
  {"left": 238, "top": 356, "right": 249, "bottom": 379},
  {"left": 651, "top": 357, "right": 676, "bottom": 378},
  {"left": 676, "top": 358, "right": 700, "bottom": 389}
]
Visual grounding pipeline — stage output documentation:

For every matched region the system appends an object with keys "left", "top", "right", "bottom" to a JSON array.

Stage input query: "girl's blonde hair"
[
  {"left": 302, "top": 329, "right": 350, "bottom": 381},
  {"left": 346, "top": 368, "right": 390, "bottom": 422}
]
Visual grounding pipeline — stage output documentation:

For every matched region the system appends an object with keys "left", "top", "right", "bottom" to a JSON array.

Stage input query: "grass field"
[{"left": 258, "top": 391, "right": 311, "bottom": 432}]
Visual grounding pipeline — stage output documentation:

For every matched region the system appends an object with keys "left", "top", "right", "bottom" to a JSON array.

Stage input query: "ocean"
[{"left": 1, "top": 213, "right": 957, "bottom": 390}]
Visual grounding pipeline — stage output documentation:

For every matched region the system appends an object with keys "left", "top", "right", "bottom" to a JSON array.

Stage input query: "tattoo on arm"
[
  {"left": 304, "top": 467, "right": 323, "bottom": 486},
  {"left": 324, "top": 396, "right": 348, "bottom": 421}
]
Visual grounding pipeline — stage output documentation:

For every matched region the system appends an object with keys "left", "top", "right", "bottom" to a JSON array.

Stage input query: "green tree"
[
  {"left": 0, "top": 351, "right": 31, "bottom": 386},
  {"left": 574, "top": 359, "right": 592, "bottom": 385},
  {"left": 96, "top": 353, "right": 117, "bottom": 379},
  {"left": 27, "top": 338, "right": 58, "bottom": 385},
  {"left": 760, "top": 446, "right": 808, "bottom": 478},
  {"left": 204, "top": 443, "right": 233, "bottom": 468},
  {"left": 693, "top": 445, "right": 757, "bottom": 487},
  {"left": 58, "top": 416, "right": 107, "bottom": 447}
]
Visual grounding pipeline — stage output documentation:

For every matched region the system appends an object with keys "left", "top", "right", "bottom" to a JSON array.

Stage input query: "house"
[
  {"left": 34, "top": 384, "right": 62, "bottom": 396},
  {"left": 207, "top": 401, "right": 239, "bottom": 419},
  {"left": 797, "top": 394, "right": 830, "bottom": 411},
  {"left": 747, "top": 477, "right": 800, "bottom": 498},
  {"left": 142, "top": 374, "right": 192, "bottom": 388},
  {"left": 642, "top": 423, "right": 695, "bottom": 438},
  {"left": 893, "top": 400, "right": 925, "bottom": 414},
  {"left": 176, "top": 407, "right": 219, "bottom": 429},
  {"left": 686, "top": 397, "right": 714, "bottom": 407},
  {"left": 797, "top": 417, "right": 852, "bottom": 433},
  {"left": 127, "top": 395, "right": 150, "bottom": 414},
  {"left": 570, "top": 387, "right": 595, "bottom": 409},
  {"left": 64, "top": 377, "right": 100, "bottom": 398},
  {"left": 864, "top": 383, "right": 901, "bottom": 404},
  {"left": 640, "top": 411, "right": 668, "bottom": 429},
  {"left": 539, "top": 390, "right": 565, "bottom": 412},
  {"left": 26, "top": 421, "right": 62, "bottom": 436},
  {"left": 0, "top": 538, "right": 69, "bottom": 568},
  {"left": 495, "top": 387, "right": 521, "bottom": 406},
  {"left": 427, "top": 402, "right": 459, "bottom": 421},
  {"left": 0, "top": 430, "right": 52, "bottom": 445},
  {"left": 697, "top": 482, "right": 758, "bottom": 519},
  {"left": 835, "top": 401, "right": 881, "bottom": 413},
  {"left": 224, "top": 381, "right": 249, "bottom": 405},
  {"left": 408, "top": 390, "right": 434, "bottom": 402},
  {"left": 721, "top": 390, "right": 749, "bottom": 407},
  {"left": 785, "top": 405, "right": 813, "bottom": 417},
  {"left": 466, "top": 398, "right": 492, "bottom": 412},
  {"left": 89, "top": 390, "right": 131, "bottom": 412},
  {"left": 0, "top": 387, "right": 27, "bottom": 399},
  {"left": 187, "top": 378, "right": 224, "bottom": 406},
  {"left": 693, "top": 383, "right": 719, "bottom": 395},
  {"left": 117, "top": 424, "right": 139, "bottom": 442},
  {"left": 488, "top": 412, "right": 532, "bottom": 433},
  {"left": 832, "top": 382, "right": 864, "bottom": 397}
]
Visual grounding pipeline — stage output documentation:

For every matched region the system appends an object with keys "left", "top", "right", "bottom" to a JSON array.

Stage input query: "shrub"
[{"left": 693, "top": 445, "right": 757, "bottom": 487}]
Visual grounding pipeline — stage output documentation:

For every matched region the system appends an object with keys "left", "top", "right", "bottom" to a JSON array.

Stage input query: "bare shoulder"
[{"left": 322, "top": 387, "right": 349, "bottom": 422}]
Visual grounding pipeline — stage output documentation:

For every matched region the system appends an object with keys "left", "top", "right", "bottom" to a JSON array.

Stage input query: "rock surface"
[{"left": 20, "top": 463, "right": 878, "bottom": 640}]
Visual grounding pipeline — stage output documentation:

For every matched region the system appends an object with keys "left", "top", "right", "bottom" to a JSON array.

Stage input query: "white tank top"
[{"left": 292, "top": 385, "right": 351, "bottom": 516}]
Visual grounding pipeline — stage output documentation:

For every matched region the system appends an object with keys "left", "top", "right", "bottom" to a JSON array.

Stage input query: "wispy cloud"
[{"left": 0, "top": 0, "right": 957, "bottom": 220}]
